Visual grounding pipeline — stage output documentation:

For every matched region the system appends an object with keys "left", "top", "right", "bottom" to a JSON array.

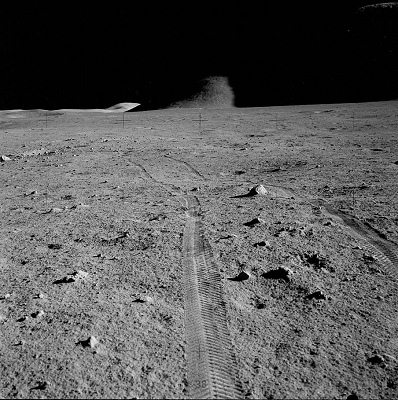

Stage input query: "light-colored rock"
[
  {"left": 0, "top": 155, "right": 11, "bottom": 162},
  {"left": 31, "top": 310, "right": 45, "bottom": 318},
  {"left": 248, "top": 185, "right": 268, "bottom": 196}
]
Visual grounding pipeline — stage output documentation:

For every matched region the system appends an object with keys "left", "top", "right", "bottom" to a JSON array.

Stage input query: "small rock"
[
  {"left": 244, "top": 217, "right": 265, "bottom": 227},
  {"left": 191, "top": 187, "right": 200, "bottom": 192},
  {"left": 228, "top": 271, "right": 251, "bottom": 282},
  {"left": 25, "top": 190, "right": 38, "bottom": 196},
  {"left": 262, "top": 266, "right": 293, "bottom": 282},
  {"left": 346, "top": 394, "right": 359, "bottom": 400},
  {"left": 17, "top": 316, "right": 28, "bottom": 322},
  {"left": 254, "top": 240, "right": 271, "bottom": 248},
  {"left": 31, "top": 310, "right": 45, "bottom": 318},
  {"left": 51, "top": 207, "right": 64, "bottom": 213},
  {"left": 144, "top": 296, "right": 154, "bottom": 303},
  {"left": 306, "top": 290, "right": 327, "bottom": 300},
  {"left": 0, "top": 155, "right": 11, "bottom": 162},
  {"left": 30, "top": 381, "right": 49, "bottom": 391},
  {"left": 70, "top": 270, "right": 89, "bottom": 280},
  {"left": 79, "top": 336, "right": 99, "bottom": 348},
  {"left": 53, "top": 276, "right": 75, "bottom": 284},
  {"left": 0, "top": 314, "right": 7, "bottom": 322},
  {"left": 368, "top": 354, "right": 385, "bottom": 365},
  {"left": 248, "top": 185, "right": 268, "bottom": 196},
  {"left": 363, "top": 254, "right": 376, "bottom": 262},
  {"left": 34, "top": 293, "right": 45, "bottom": 299},
  {"left": 1, "top": 293, "right": 11, "bottom": 300},
  {"left": 48, "top": 243, "right": 62, "bottom": 250}
]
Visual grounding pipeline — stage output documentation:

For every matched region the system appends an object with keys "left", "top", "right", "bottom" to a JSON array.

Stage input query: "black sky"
[{"left": 1, "top": 2, "right": 397, "bottom": 110}]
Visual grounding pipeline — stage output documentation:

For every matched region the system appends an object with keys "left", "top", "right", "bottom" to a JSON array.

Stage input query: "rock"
[
  {"left": 54, "top": 276, "right": 75, "bottom": 284},
  {"left": 346, "top": 394, "right": 359, "bottom": 400},
  {"left": 228, "top": 271, "right": 251, "bottom": 282},
  {"left": 248, "top": 185, "right": 268, "bottom": 196},
  {"left": 363, "top": 254, "right": 376, "bottom": 262},
  {"left": 34, "top": 293, "right": 45, "bottom": 299},
  {"left": 48, "top": 243, "right": 62, "bottom": 250},
  {"left": 31, "top": 310, "right": 45, "bottom": 318},
  {"left": 0, "top": 314, "right": 7, "bottom": 322},
  {"left": 244, "top": 217, "right": 265, "bottom": 227},
  {"left": 134, "top": 295, "right": 154, "bottom": 303},
  {"left": 70, "top": 270, "right": 89, "bottom": 280},
  {"left": 304, "top": 253, "right": 327, "bottom": 270},
  {"left": 79, "top": 336, "right": 99, "bottom": 348},
  {"left": 254, "top": 240, "right": 271, "bottom": 248},
  {"left": 367, "top": 354, "right": 385, "bottom": 365},
  {"left": 0, "top": 155, "right": 11, "bottom": 162},
  {"left": 53, "top": 270, "right": 88, "bottom": 285},
  {"left": 30, "top": 381, "right": 49, "bottom": 391},
  {"left": 144, "top": 296, "right": 154, "bottom": 303},
  {"left": 306, "top": 290, "right": 327, "bottom": 300},
  {"left": 51, "top": 208, "right": 64, "bottom": 213},
  {"left": 1, "top": 293, "right": 11, "bottom": 300},
  {"left": 262, "top": 266, "right": 293, "bottom": 282}
]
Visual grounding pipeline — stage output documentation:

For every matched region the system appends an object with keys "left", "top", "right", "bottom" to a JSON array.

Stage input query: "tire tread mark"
[
  {"left": 131, "top": 161, "right": 182, "bottom": 194},
  {"left": 164, "top": 155, "right": 208, "bottom": 181},
  {"left": 183, "top": 195, "right": 243, "bottom": 399},
  {"left": 324, "top": 205, "right": 398, "bottom": 279}
]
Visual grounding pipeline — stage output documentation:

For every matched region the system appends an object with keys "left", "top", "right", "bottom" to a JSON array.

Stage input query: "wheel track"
[
  {"left": 130, "top": 161, "right": 182, "bottom": 195},
  {"left": 260, "top": 183, "right": 398, "bottom": 279},
  {"left": 164, "top": 155, "right": 208, "bottom": 181},
  {"left": 183, "top": 195, "right": 243, "bottom": 399},
  {"left": 323, "top": 205, "right": 398, "bottom": 279}
]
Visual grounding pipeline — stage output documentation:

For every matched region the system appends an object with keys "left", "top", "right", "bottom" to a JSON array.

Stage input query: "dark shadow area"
[{"left": 0, "top": 3, "right": 397, "bottom": 110}]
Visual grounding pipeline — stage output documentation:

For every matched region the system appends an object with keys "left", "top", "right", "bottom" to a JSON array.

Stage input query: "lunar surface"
[{"left": 1, "top": 101, "right": 398, "bottom": 399}]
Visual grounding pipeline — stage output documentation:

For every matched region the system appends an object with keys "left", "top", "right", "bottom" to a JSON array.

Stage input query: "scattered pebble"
[
  {"left": 228, "top": 271, "right": 251, "bottom": 282},
  {"left": 248, "top": 185, "right": 268, "bottom": 196}
]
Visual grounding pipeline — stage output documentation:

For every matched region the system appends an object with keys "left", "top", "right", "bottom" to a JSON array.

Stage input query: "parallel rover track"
[
  {"left": 182, "top": 195, "right": 243, "bottom": 399},
  {"left": 323, "top": 205, "right": 398, "bottom": 279}
]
